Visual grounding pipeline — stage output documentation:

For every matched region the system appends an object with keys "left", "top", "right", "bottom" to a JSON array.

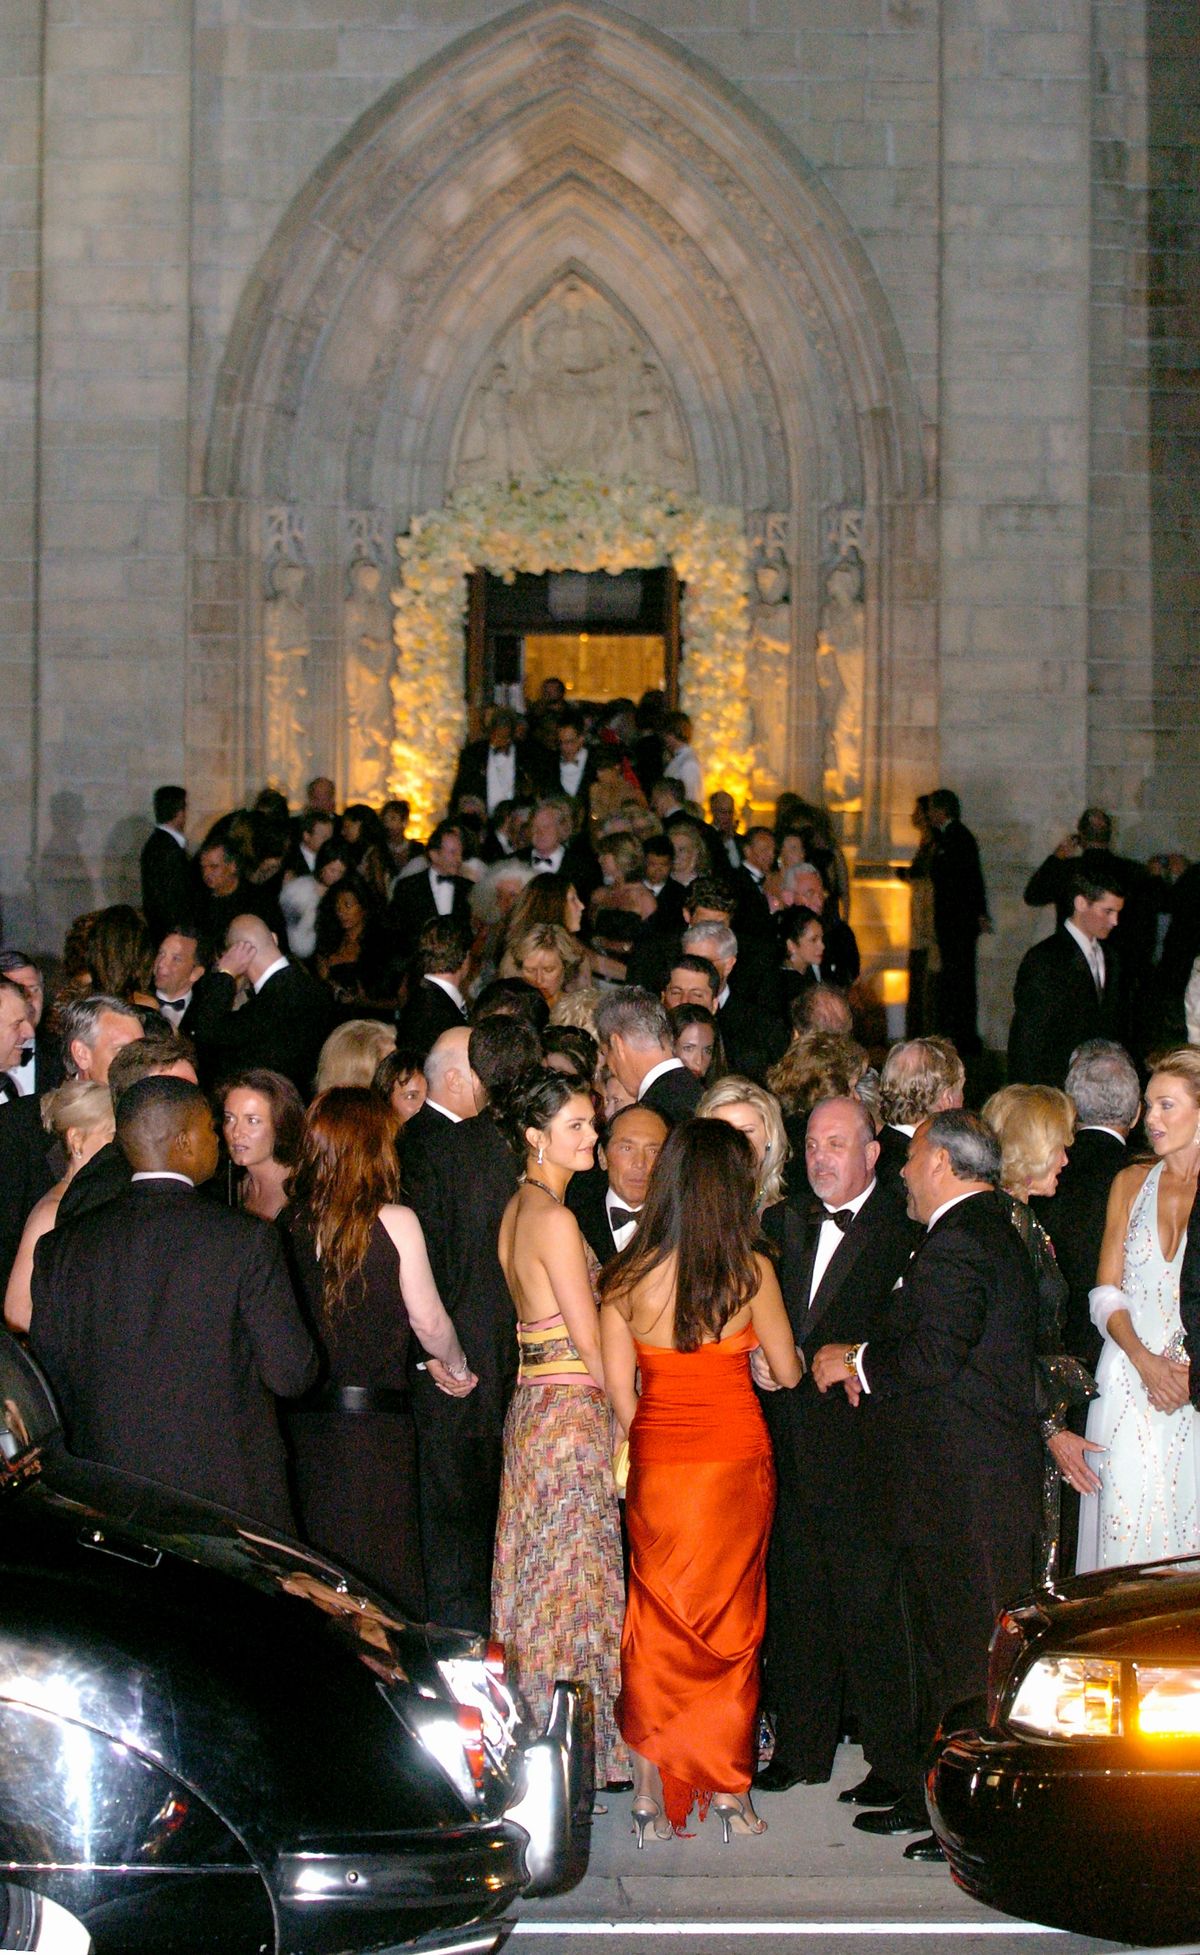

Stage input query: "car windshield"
[{"left": 0, "top": 1330, "right": 59, "bottom": 1474}]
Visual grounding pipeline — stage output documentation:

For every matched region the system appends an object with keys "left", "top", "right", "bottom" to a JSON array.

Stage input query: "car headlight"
[
  {"left": 1134, "top": 1664, "right": 1200, "bottom": 1737},
  {"left": 1007, "top": 1654, "right": 1123, "bottom": 1738}
]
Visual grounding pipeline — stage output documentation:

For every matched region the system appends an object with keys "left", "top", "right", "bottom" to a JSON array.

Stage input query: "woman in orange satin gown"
[{"left": 599, "top": 1120, "right": 802, "bottom": 1842}]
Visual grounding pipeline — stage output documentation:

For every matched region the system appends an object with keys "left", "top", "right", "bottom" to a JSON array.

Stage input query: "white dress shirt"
[
  {"left": 8, "top": 1047, "right": 36, "bottom": 1096},
  {"left": 485, "top": 745, "right": 517, "bottom": 813},
  {"left": 1065, "top": 918, "right": 1105, "bottom": 994},
  {"left": 530, "top": 845, "right": 565, "bottom": 875},
  {"left": 157, "top": 822, "right": 187, "bottom": 850},
  {"left": 429, "top": 867, "right": 456, "bottom": 916},
  {"left": 559, "top": 752, "right": 588, "bottom": 799},
  {"left": 808, "top": 1178, "right": 876, "bottom": 1304},
  {"left": 131, "top": 1170, "right": 194, "bottom": 1187},
  {"left": 155, "top": 989, "right": 193, "bottom": 1030},
  {"left": 605, "top": 1188, "right": 642, "bottom": 1254},
  {"left": 425, "top": 1098, "right": 463, "bottom": 1125},
  {"left": 252, "top": 956, "right": 289, "bottom": 993}
]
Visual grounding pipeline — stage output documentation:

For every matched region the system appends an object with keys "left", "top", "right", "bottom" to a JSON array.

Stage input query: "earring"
[{"left": 537, "top": 1143, "right": 545, "bottom": 1165}]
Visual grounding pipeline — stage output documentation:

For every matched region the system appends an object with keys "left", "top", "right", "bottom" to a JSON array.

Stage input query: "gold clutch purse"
[{"left": 613, "top": 1438, "right": 630, "bottom": 1496}]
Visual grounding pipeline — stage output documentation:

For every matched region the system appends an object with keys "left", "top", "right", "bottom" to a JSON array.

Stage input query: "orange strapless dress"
[{"left": 616, "top": 1322, "right": 775, "bottom": 1831}]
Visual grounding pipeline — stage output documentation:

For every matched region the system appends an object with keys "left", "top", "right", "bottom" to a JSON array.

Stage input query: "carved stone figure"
[
  {"left": 814, "top": 555, "right": 866, "bottom": 809},
  {"left": 750, "top": 603, "right": 792, "bottom": 794},
  {"left": 452, "top": 274, "right": 694, "bottom": 490},
  {"left": 262, "top": 559, "right": 311, "bottom": 801},
  {"left": 754, "top": 549, "right": 790, "bottom": 606},
  {"left": 344, "top": 557, "right": 395, "bottom": 803}
]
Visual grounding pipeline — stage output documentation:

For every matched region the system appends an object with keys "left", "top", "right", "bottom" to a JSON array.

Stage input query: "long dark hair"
[
  {"left": 599, "top": 1120, "right": 763, "bottom": 1352},
  {"left": 287, "top": 1087, "right": 400, "bottom": 1317}
]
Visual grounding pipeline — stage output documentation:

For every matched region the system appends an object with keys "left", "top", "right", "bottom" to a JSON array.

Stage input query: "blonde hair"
[
  {"left": 40, "top": 1078, "right": 115, "bottom": 1141},
  {"left": 982, "top": 1084, "right": 1076, "bottom": 1197},
  {"left": 315, "top": 1018, "right": 397, "bottom": 1093},
  {"left": 768, "top": 1030, "right": 870, "bottom": 1117},
  {"left": 695, "top": 1074, "right": 789, "bottom": 1210},
  {"left": 598, "top": 833, "right": 645, "bottom": 883},
  {"left": 549, "top": 985, "right": 602, "bottom": 1036},
  {"left": 502, "top": 923, "right": 584, "bottom": 990},
  {"left": 1146, "top": 1047, "right": 1200, "bottom": 1110}
]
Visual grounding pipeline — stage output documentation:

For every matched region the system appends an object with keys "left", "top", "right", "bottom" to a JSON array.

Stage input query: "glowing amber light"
[{"left": 1135, "top": 1666, "right": 1200, "bottom": 1736}]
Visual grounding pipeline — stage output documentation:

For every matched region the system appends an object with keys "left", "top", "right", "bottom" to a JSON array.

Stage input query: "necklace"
[{"left": 524, "top": 1176, "right": 564, "bottom": 1204}]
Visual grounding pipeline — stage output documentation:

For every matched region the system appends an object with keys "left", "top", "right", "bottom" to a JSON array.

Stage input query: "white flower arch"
[{"left": 389, "top": 475, "right": 755, "bottom": 832}]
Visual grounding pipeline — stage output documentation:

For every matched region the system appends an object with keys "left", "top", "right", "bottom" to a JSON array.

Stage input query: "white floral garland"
[{"left": 389, "top": 474, "right": 755, "bottom": 832}]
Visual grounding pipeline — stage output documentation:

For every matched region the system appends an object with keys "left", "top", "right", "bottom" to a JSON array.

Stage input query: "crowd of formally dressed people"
[{"left": 3, "top": 681, "right": 1200, "bottom": 1864}]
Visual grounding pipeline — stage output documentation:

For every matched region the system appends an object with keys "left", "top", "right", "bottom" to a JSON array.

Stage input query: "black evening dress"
[{"left": 285, "top": 1217, "right": 425, "bottom": 1616}]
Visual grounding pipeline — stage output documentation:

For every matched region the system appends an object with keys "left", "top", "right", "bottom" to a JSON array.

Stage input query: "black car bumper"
[{"left": 928, "top": 1712, "right": 1200, "bottom": 1945}]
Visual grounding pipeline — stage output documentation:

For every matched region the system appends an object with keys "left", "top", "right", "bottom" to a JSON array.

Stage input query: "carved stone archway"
[{"left": 197, "top": 0, "right": 927, "bottom": 848}]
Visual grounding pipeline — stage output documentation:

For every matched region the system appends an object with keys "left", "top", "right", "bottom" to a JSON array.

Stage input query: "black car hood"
[{"left": 1028, "top": 1555, "right": 1200, "bottom": 1660}]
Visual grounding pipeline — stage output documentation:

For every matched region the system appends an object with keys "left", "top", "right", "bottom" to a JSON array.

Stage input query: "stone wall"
[{"left": 1, "top": 0, "right": 1195, "bottom": 1054}]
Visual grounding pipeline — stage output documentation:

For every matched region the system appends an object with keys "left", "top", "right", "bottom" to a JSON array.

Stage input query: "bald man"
[
  {"left": 191, "top": 912, "right": 332, "bottom": 1093},
  {"left": 400, "top": 1025, "right": 480, "bottom": 1211},
  {"left": 30, "top": 1076, "right": 316, "bottom": 1529}
]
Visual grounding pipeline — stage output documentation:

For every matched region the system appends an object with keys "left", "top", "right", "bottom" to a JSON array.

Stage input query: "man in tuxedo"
[
  {"left": 150, "top": 927, "right": 204, "bottom": 1035},
  {"left": 0, "top": 968, "right": 38, "bottom": 1105},
  {"left": 191, "top": 913, "right": 331, "bottom": 1094},
  {"left": 732, "top": 826, "right": 776, "bottom": 938},
  {"left": 661, "top": 953, "right": 718, "bottom": 1014},
  {"left": 682, "top": 920, "right": 789, "bottom": 1083},
  {"left": 53, "top": 1029, "right": 200, "bottom": 1230},
  {"left": 539, "top": 709, "right": 596, "bottom": 807},
  {"left": 519, "top": 797, "right": 597, "bottom": 896},
  {"left": 395, "top": 918, "right": 470, "bottom": 1059},
  {"left": 1024, "top": 806, "right": 1157, "bottom": 1001},
  {"left": 29, "top": 1076, "right": 316, "bottom": 1529},
  {"left": 1, "top": 991, "right": 144, "bottom": 1290},
  {"left": 928, "top": 788, "right": 990, "bottom": 1057},
  {"left": 389, "top": 821, "right": 474, "bottom": 950},
  {"left": 875, "top": 1036, "right": 965, "bottom": 1196},
  {"left": 755, "top": 1096, "right": 920, "bottom": 1799},
  {"left": 595, "top": 987, "right": 704, "bottom": 1124},
  {"left": 1008, "top": 856, "right": 1128, "bottom": 1087},
  {"left": 450, "top": 707, "right": 536, "bottom": 814},
  {"left": 408, "top": 1014, "right": 542, "bottom": 1630},
  {"left": 140, "top": 785, "right": 192, "bottom": 946},
  {"left": 709, "top": 790, "right": 744, "bottom": 873},
  {"left": 400, "top": 1024, "right": 479, "bottom": 1204},
  {"left": 569, "top": 1102, "right": 667, "bottom": 1266},
  {"left": 812, "top": 1111, "right": 1042, "bottom": 1860}
]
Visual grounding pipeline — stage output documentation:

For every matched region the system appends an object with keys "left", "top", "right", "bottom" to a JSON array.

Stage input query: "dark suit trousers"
[
  {"left": 413, "top": 1389, "right": 503, "bottom": 1634},
  {"left": 764, "top": 1417, "right": 915, "bottom": 1787},
  {"left": 934, "top": 936, "right": 980, "bottom": 1055}
]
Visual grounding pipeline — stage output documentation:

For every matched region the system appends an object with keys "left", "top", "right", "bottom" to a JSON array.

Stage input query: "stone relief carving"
[
  {"left": 453, "top": 275, "right": 693, "bottom": 489},
  {"left": 262, "top": 557, "right": 312, "bottom": 803},
  {"left": 750, "top": 601, "right": 793, "bottom": 794},
  {"left": 815, "top": 552, "right": 866, "bottom": 811},
  {"left": 343, "top": 555, "right": 396, "bottom": 805},
  {"left": 751, "top": 512, "right": 792, "bottom": 605}
]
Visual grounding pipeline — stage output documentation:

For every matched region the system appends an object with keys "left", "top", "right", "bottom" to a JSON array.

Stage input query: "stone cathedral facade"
[{"left": 2, "top": 0, "right": 1196, "bottom": 1045}]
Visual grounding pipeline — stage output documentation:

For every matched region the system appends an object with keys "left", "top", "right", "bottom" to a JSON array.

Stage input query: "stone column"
[
  {"left": 937, "top": 0, "right": 1093, "bottom": 1042},
  {"left": 33, "top": 0, "right": 192, "bottom": 950}
]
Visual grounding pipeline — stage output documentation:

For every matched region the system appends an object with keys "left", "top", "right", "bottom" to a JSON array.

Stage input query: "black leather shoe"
[
  {"left": 838, "top": 1769, "right": 903, "bottom": 1807},
  {"left": 903, "top": 1833, "right": 946, "bottom": 1863},
  {"left": 754, "top": 1759, "right": 831, "bottom": 1792},
  {"left": 853, "top": 1801, "right": 929, "bottom": 1836}
]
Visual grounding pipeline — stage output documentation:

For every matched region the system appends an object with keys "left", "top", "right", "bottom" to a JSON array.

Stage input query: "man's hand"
[
  {"left": 1047, "top": 1427, "right": 1105, "bottom": 1495},
  {"left": 217, "top": 940, "right": 256, "bottom": 980},
  {"left": 1055, "top": 836, "right": 1082, "bottom": 860},
  {"left": 812, "top": 1343, "right": 857, "bottom": 1395}
]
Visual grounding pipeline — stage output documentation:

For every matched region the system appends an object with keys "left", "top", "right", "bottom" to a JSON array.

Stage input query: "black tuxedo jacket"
[
  {"left": 55, "top": 1139, "right": 132, "bottom": 1225},
  {"left": 140, "top": 827, "right": 193, "bottom": 944},
  {"left": 1032, "top": 1127, "right": 1128, "bottom": 1371},
  {"left": 762, "top": 1185, "right": 919, "bottom": 1493},
  {"left": 862, "top": 1191, "right": 1041, "bottom": 1517},
  {"left": 398, "top": 1100, "right": 461, "bottom": 1211},
  {"left": 930, "top": 819, "right": 988, "bottom": 948},
  {"left": 388, "top": 869, "right": 474, "bottom": 951},
  {"left": 0, "top": 1094, "right": 56, "bottom": 1295},
  {"left": 29, "top": 1180, "right": 316, "bottom": 1529},
  {"left": 718, "top": 987, "right": 789, "bottom": 1085},
  {"left": 567, "top": 1166, "right": 623, "bottom": 1268},
  {"left": 1008, "top": 927, "right": 1127, "bottom": 1087},
  {"left": 394, "top": 978, "right": 466, "bottom": 1061},
  {"left": 874, "top": 1123, "right": 911, "bottom": 1198},
  {"left": 640, "top": 1061, "right": 703, "bottom": 1125},
  {"left": 450, "top": 738, "right": 538, "bottom": 811},
  {"left": 731, "top": 866, "right": 774, "bottom": 940},
  {"left": 191, "top": 959, "right": 333, "bottom": 1094},
  {"left": 406, "top": 1110, "right": 520, "bottom": 1437}
]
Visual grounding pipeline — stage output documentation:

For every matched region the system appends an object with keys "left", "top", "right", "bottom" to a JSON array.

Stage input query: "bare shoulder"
[
  {"left": 1111, "top": 1162, "right": 1153, "bottom": 1203},
  {"left": 377, "top": 1202, "right": 418, "bottom": 1246}
]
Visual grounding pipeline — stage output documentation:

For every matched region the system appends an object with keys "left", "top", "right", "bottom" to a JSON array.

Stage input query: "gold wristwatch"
[{"left": 844, "top": 1343, "right": 862, "bottom": 1373}]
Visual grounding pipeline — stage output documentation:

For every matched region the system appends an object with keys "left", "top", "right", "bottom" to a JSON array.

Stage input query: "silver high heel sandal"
[
  {"left": 713, "top": 1795, "right": 767, "bottom": 1843},
  {"left": 631, "top": 1797, "right": 673, "bottom": 1848}
]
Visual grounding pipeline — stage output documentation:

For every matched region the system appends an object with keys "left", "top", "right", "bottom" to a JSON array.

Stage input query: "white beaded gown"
[{"left": 1076, "top": 1162, "right": 1200, "bottom": 1573}]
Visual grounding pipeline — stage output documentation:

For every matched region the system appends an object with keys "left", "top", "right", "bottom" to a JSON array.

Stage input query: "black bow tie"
[
  {"left": 823, "top": 1208, "right": 854, "bottom": 1232},
  {"left": 432, "top": 873, "right": 454, "bottom": 886},
  {"left": 533, "top": 855, "right": 556, "bottom": 867},
  {"left": 157, "top": 993, "right": 188, "bottom": 1009},
  {"left": 0, "top": 1072, "right": 18, "bottom": 1101},
  {"left": 608, "top": 1205, "right": 639, "bottom": 1231}
]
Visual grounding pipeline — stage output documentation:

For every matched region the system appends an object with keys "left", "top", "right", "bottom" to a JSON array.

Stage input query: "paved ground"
[{"left": 508, "top": 1743, "right": 1126, "bottom": 1955}]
